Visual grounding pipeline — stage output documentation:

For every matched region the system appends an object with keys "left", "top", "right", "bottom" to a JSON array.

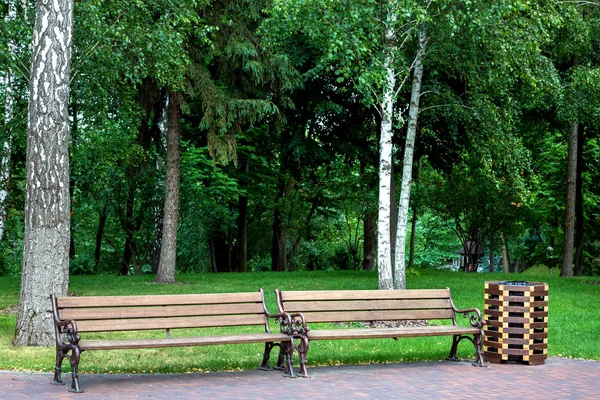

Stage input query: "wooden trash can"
[{"left": 483, "top": 281, "right": 548, "bottom": 365}]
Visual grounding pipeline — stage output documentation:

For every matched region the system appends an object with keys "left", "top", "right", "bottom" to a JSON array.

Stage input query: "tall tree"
[
  {"left": 156, "top": 91, "right": 181, "bottom": 283},
  {"left": 394, "top": 29, "right": 426, "bottom": 289},
  {"left": 14, "top": 0, "right": 73, "bottom": 346}
]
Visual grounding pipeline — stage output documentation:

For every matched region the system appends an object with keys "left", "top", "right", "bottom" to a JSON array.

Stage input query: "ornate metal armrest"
[
  {"left": 288, "top": 312, "right": 309, "bottom": 335},
  {"left": 453, "top": 307, "right": 485, "bottom": 329},
  {"left": 55, "top": 319, "right": 80, "bottom": 346},
  {"left": 266, "top": 311, "right": 295, "bottom": 334}
]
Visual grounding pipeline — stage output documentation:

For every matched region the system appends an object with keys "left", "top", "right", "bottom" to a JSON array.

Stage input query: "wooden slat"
[
  {"left": 59, "top": 303, "right": 264, "bottom": 321},
  {"left": 76, "top": 314, "right": 267, "bottom": 333},
  {"left": 281, "top": 289, "right": 450, "bottom": 302},
  {"left": 57, "top": 292, "right": 261, "bottom": 308},
  {"left": 79, "top": 333, "right": 291, "bottom": 350},
  {"left": 299, "top": 309, "right": 454, "bottom": 323},
  {"left": 283, "top": 299, "right": 451, "bottom": 313},
  {"left": 307, "top": 325, "right": 479, "bottom": 341}
]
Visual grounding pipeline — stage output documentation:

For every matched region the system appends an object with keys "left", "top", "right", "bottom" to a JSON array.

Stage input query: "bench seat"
[
  {"left": 79, "top": 332, "right": 293, "bottom": 351},
  {"left": 306, "top": 325, "right": 481, "bottom": 341}
]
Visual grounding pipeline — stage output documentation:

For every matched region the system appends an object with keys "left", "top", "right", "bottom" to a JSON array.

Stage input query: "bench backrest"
[
  {"left": 276, "top": 289, "right": 457, "bottom": 324},
  {"left": 52, "top": 290, "right": 271, "bottom": 333}
]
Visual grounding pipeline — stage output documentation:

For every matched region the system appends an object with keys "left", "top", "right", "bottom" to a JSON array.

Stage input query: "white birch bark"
[
  {"left": 14, "top": 0, "right": 74, "bottom": 346},
  {"left": 394, "top": 29, "right": 427, "bottom": 290},
  {"left": 376, "top": 6, "right": 398, "bottom": 291}
]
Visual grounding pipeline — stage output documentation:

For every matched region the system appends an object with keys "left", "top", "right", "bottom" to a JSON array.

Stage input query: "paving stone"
[{"left": 0, "top": 358, "right": 597, "bottom": 399}]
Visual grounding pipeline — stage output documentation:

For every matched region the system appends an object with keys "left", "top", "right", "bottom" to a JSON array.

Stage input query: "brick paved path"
[{"left": 1, "top": 358, "right": 597, "bottom": 399}]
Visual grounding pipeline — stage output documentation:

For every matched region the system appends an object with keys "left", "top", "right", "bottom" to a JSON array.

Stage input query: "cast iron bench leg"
[
  {"left": 51, "top": 347, "right": 67, "bottom": 386},
  {"left": 259, "top": 342, "right": 275, "bottom": 370},
  {"left": 296, "top": 336, "right": 310, "bottom": 378},
  {"left": 67, "top": 346, "right": 83, "bottom": 393}
]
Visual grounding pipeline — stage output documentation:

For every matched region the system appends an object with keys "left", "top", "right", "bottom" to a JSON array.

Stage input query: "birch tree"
[
  {"left": 393, "top": 29, "right": 426, "bottom": 289},
  {"left": 14, "top": 0, "right": 73, "bottom": 346}
]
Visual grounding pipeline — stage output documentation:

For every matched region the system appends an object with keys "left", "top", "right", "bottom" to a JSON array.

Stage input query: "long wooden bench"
[
  {"left": 275, "top": 288, "right": 486, "bottom": 376},
  {"left": 51, "top": 290, "right": 296, "bottom": 393}
]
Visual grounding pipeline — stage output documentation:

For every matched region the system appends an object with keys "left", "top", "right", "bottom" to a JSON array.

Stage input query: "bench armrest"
[
  {"left": 288, "top": 312, "right": 309, "bottom": 334},
  {"left": 453, "top": 307, "right": 485, "bottom": 329},
  {"left": 446, "top": 288, "right": 485, "bottom": 329}
]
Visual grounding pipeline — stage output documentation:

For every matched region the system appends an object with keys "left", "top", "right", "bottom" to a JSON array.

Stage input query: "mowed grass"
[{"left": 0, "top": 269, "right": 598, "bottom": 374}]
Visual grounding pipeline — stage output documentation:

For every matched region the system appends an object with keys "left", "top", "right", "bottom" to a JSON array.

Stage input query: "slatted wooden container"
[{"left": 483, "top": 281, "right": 548, "bottom": 365}]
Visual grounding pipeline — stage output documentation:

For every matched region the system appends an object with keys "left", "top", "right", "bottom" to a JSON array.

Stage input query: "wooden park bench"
[
  {"left": 275, "top": 288, "right": 486, "bottom": 377},
  {"left": 51, "top": 290, "right": 296, "bottom": 393}
]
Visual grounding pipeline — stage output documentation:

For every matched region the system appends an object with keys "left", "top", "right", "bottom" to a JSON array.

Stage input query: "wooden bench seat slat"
[
  {"left": 307, "top": 325, "right": 480, "bottom": 340},
  {"left": 79, "top": 333, "right": 291, "bottom": 350},
  {"left": 59, "top": 303, "right": 265, "bottom": 321},
  {"left": 280, "top": 289, "right": 450, "bottom": 301},
  {"left": 56, "top": 292, "right": 262, "bottom": 308},
  {"left": 299, "top": 309, "right": 455, "bottom": 323},
  {"left": 75, "top": 314, "right": 268, "bottom": 333},
  {"left": 283, "top": 299, "right": 451, "bottom": 313}
]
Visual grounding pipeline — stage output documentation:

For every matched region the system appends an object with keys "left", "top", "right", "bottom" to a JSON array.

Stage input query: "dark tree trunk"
[
  {"left": 156, "top": 91, "right": 181, "bottom": 284},
  {"left": 15, "top": 0, "right": 73, "bottom": 346},
  {"left": 362, "top": 209, "right": 377, "bottom": 271},
  {"left": 94, "top": 207, "right": 107, "bottom": 272},
  {"left": 561, "top": 122, "right": 578, "bottom": 277},
  {"left": 271, "top": 176, "right": 295, "bottom": 272},
  {"left": 120, "top": 183, "right": 136, "bottom": 275},
  {"left": 574, "top": 124, "right": 584, "bottom": 276},
  {"left": 408, "top": 157, "right": 422, "bottom": 270},
  {"left": 238, "top": 194, "right": 248, "bottom": 272}
]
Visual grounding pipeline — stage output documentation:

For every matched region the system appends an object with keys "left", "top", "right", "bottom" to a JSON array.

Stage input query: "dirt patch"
[
  {"left": 337, "top": 320, "right": 428, "bottom": 329},
  {"left": 2, "top": 306, "right": 17, "bottom": 315}
]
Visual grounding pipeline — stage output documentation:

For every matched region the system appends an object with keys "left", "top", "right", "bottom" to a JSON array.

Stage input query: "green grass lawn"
[{"left": 0, "top": 268, "right": 598, "bottom": 374}]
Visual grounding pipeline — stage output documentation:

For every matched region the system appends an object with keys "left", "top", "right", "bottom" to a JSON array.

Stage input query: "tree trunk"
[
  {"left": 238, "top": 194, "right": 248, "bottom": 272},
  {"left": 574, "top": 124, "right": 584, "bottom": 276},
  {"left": 94, "top": 207, "right": 107, "bottom": 273},
  {"left": 394, "top": 29, "right": 426, "bottom": 290},
  {"left": 376, "top": 10, "right": 397, "bottom": 290},
  {"left": 362, "top": 209, "right": 377, "bottom": 271},
  {"left": 500, "top": 231, "right": 509, "bottom": 273},
  {"left": 156, "top": 92, "right": 181, "bottom": 284},
  {"left": 561, "top": 122, "right": 578, "bottom": 277},
  {"left": 408, "top": 158, "right": 422, "bottom": 270},
  {"left": 238, "top": 161, "right": 249, "bottom": 272},
  {"left": 14, "top": 0, "right": 73, "bottom": 346},
  {"left": 271, "top": 176, "right": 295, "bottom": 272},
  {"left": 489, "top": 243, "right": 495, "bottom": 273}
]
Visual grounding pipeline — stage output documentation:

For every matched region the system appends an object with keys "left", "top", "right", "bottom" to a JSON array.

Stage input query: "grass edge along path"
[{"left": 0, "top": 269, "right": 598, "bottom": 374}]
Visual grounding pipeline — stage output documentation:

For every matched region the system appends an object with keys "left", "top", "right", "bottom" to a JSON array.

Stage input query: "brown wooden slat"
[
  {"left": 299, "top": 309, "right": 455, "bottom": 323},
  {"left": 59, "top": 303, "right": 264, "bottom": 321},
  {"left": 307, "top": 325, "right": 479, "bottom": 340},
  {"left": 281, "top": 289, "right": 450, "bottom": 301},
  {"left": 57, "top": 292, "right": 261, "bottom": 308},
  {"left": 283, "top": 299, "right": 451, "bottom": 313},
  {"left": 79, "top": 333, "right": 291, "bottom": 350},
  {"left": 76, "top": 314, "right": 267, "bottom": 333}
]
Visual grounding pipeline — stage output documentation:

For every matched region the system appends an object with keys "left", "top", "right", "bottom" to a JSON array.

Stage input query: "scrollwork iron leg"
[
  {"left": 282, "top": 340, "right": 296, "bottom": 378},
  {"left": 274, "top": 343, "right": 286, "bottom": 371},
  {"left": 472, "top": 331, "right": 486, "bottom": 367},
  {"left": 67, "top": 346, "right": 84, "bottom": 393},
  {"left": 296, "top": 335, "right": 310, "bottom": 378},
  {"left": 259, "top": 342, "right": 274, "bottom": 370},
  {"left": 447, "top": 335, "right": 461, "bottom": 361},
  {"left": 51, "top": 347, "right": 66, "bottom": 385}
]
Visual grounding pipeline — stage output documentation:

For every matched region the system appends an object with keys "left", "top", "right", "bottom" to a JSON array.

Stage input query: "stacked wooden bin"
[{"left": 483, "top": 281, "right": 548, "bottom": 365}]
